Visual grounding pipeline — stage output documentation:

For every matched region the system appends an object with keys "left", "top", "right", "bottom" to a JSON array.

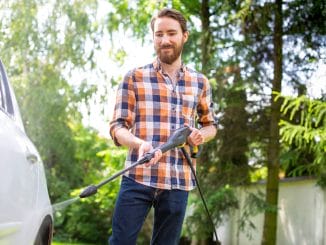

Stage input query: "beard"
[{"left": 155, "top": 43, "right": 184, "bottom": 65}]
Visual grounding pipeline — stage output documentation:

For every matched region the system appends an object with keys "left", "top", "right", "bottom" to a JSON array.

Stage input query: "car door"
[{"left": 0, "top": 60, "right": 39, "bottom": 243}]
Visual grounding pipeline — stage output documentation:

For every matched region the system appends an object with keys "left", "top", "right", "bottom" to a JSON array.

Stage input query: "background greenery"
[{"left": 0, "top": 0, "right": 325, "bottom": 244}]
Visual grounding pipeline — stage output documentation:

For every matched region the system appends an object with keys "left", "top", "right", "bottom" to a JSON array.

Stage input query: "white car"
[{"left": 0, "top": 59, "right": 53, "bottom": 244}]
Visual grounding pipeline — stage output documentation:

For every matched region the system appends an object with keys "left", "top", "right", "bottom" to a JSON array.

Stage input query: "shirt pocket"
[{"left": 181, "top": 93, "right": 197, "bottom": 125}]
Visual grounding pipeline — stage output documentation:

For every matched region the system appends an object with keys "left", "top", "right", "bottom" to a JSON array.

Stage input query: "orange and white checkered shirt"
[{"left": 110, "top": 59, "right": 215, "bottom": 191}]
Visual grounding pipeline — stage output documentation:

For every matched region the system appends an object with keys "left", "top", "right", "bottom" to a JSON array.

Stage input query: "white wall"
[{"left": 217, "top": 178, "right": 326, "bottom": 245}]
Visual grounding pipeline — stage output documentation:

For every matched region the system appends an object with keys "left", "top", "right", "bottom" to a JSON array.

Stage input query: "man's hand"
[
  {"left": 187, "top": 127, "right": 204, "bottom": 146},
  {"left": 138, "top": 142, "right": 163, "bottom": 167}
]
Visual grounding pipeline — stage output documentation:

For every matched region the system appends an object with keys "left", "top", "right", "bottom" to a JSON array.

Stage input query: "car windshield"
[
  {"left": 0, "top": 70, "right": 6, "bottom": 110},
  {"left": 0, "top": 61, "right": 14, "bottom": 116}
]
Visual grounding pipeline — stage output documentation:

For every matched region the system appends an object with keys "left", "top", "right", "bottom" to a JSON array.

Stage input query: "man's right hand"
[{"left": 138, "top": 142, "right": 162, "bottom": 167}]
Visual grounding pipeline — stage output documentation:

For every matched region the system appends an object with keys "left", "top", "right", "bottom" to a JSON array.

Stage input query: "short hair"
[{"left": 150, "top": 8, "right": 188, "bottom": 33}]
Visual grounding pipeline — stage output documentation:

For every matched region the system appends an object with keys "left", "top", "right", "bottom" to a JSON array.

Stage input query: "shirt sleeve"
[
  {"left": 197, "top": 76, "right": 216, "bottom": 127},
  {"left": 109, "top": 70, "right": 136, "bottom": 146}
]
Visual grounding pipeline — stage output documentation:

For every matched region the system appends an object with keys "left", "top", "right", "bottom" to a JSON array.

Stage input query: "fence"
[{"left": 217, "top": 177, "right": 326, "bottom": 245}]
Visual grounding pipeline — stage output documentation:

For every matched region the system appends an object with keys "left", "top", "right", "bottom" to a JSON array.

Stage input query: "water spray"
[{"left": 52, "top": 197, "right": 80, "bottom": 212}]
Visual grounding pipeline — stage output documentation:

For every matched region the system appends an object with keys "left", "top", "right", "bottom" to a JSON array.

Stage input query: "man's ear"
[{"left": 183, "top": 31, "right": 189, "bottom": 43}]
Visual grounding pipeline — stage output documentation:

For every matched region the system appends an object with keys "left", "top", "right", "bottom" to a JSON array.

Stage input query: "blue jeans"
[{"left": 109, "top": 176, "right": 189, "bottom": 245}]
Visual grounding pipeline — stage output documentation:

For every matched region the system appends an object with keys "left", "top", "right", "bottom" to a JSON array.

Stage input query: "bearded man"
[{"left": 109, "top": 8, "right": 217, "bottom": 245}]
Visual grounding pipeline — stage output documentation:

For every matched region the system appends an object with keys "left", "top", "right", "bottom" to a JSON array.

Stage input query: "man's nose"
[{"left": 161, "top": 34, "right": 170, "bottom": 44}]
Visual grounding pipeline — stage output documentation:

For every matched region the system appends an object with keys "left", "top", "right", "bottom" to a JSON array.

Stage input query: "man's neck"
[{"left": 160, "top": 58, "right": 182, "bottom": 76}]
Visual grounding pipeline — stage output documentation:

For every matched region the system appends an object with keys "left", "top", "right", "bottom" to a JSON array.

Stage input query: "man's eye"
[{"left": 155, "top": 33, "right": 163, "bottom": 37}]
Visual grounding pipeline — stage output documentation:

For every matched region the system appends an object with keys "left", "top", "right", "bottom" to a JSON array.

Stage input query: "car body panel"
[{"left": 0, "top": 59, "right": 53, "bottom": 244}]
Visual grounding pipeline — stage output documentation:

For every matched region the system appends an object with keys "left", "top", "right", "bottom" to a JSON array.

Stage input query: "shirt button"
[{"left": 171, "top": 125, "right": 175, "bottom": 129}]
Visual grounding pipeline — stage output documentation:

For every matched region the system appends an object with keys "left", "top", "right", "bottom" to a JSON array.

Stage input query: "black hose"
[{"left": 180, "top": 147, "right": 221, "bottom": 245}]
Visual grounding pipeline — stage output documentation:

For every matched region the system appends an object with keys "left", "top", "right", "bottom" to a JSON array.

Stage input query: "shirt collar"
[{"left": 153, "top": 58, "right": 186, "bottom": 73}]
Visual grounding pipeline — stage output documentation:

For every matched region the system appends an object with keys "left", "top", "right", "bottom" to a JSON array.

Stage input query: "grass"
[{"left": 52, "top": 242, "right": 94, "bottom": 245}]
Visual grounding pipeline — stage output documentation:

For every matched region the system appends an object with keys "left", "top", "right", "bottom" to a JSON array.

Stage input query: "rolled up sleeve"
[
  {"left": 197, "top": 77, "right": 216, "bottom": 127},
  {"left": 109, "top": 71, "right": 136, "bottom": 146}
]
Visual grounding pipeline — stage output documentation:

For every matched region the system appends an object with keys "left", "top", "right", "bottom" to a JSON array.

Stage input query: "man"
[{"left": 109, "top": 8, "right": 217, "bottom": 245}]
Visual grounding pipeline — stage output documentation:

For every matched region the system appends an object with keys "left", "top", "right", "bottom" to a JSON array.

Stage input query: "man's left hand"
[{"left": 187, "top": 127, "right": 204, "bottom": 146}]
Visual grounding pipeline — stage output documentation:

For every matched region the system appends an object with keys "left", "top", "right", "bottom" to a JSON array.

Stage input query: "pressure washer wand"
[{"left": 79, "top": 126, "right": 192, "bottom": 198}]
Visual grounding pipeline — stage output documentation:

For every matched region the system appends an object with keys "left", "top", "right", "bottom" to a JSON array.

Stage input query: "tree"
[
  {"left": 54, "top": 123, "right": 127, "bottom": 243},
  {"left": 261, "top": 0, "right": 282, "bottom": 243},
  {"left": 100, "top": 0, "right": 326, "bottom": 243},
  {"left": 0, "top": 0, "right": 103, "bottom": 199},
  {"left": 191, "top": 0, "right": 325, "bottom": 243},
  {"left": 278, "top": 94, "right": 326, "bottom": 183},
  {"left": 0, "top": 1, "right": 119, "bottom": 242},
  {"left": 2, "top": 0, "right": 325, "bottom": 243}
]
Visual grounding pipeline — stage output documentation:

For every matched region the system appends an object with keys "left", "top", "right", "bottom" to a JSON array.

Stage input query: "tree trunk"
[
  {"left": 201, "top": 0, "right": 210, "bottom": 74},
  {"left": 262, "top": 0, "right": 283, "bottom": 244},
  {"left": 196, "top": 1, "right": 221, "bottom": 244}
]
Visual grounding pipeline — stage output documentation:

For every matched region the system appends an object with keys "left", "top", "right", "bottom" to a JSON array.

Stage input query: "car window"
[
  {"left": 0, "top": 61, "right": 14, "bottom": 116},
  {"left": 0, "top": 69, "right": 6, "bottom": 111}
]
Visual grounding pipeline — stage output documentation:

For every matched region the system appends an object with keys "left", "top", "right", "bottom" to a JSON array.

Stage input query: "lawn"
[{"left": 52, "top": 242, "right": 94, "bottom": 245}]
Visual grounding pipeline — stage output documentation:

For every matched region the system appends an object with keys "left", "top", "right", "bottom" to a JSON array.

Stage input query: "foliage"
[
  {"left": 0, "top": 0, "right": 105, "bottom": 201},
  {"left": 0, "top": 0, "right": 121, "bottom": 243},
  {"left": 237, "top": 190, "right": 277, "bottom": 240},
  {"left": 184, "top": 185, "right": 238, "bottom": 240},
  {"left": 54, "top": 123, "right": 126, "bottom": 243},
  {"left": 104, "top": 0, "right": 325, "bottom": 242},
  {"left": 278, "top": 94, "right": 326, "bottom": 185},
  {"left": 1, "top": 0, "right": 325, "bottom": 243}
]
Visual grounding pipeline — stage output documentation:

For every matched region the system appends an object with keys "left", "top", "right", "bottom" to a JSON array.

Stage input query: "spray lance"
[
  {"left": 79, "top": 126, "right": 192, "bottom": 198},
  {"left": 52, "top": 126, "right": 192, "bottom": 211}
]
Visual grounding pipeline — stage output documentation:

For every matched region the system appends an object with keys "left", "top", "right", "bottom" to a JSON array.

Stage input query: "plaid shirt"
[{"left": 110, "top": 59, "right": 215, "bottom": 191}]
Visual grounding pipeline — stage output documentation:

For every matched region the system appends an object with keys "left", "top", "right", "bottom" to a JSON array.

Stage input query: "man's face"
[{"left": 153, "top": 17, "right": 188, "bottom": 65}]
